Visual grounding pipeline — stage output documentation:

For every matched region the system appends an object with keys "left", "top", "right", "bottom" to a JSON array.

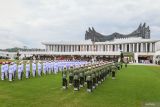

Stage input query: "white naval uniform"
[
  {"left": 54, "top": 63, "right": 58, "bottom": 74},
  {"left": 32, "top": 63, "right": 36, "bottom": 77},
  {"left": 48, "top": 62, "right": 52, "bottom": 74},
  {"left": 43, "top": 63, "right": 46, "bottom": 75},
  {"left": 13, "top": 63, "right": 17, "bottom": 79},
  {"left": 9, "top": 65, "right": 13, "bottom": 81},
  {"left": 21, "top": 64, "right": 24, "bottom": 78},
  {"left": 46, "top": 62, "right": 49, "bottom": 74},
  {"left": 5, "top": 64, "right": 9, "bottom": 79},
  {"left": 1, "top": 64, "right": 5, "bottom": 80},
  {"left": 18, "top": 64, "right": 22, "bottom": 80},
  {"left": 26, "top": 64, "right": 30, "bottom": 78},
  {"left": 51, "top": 62, "right": 54, "bottom": 73},
  {"left": 38, "top": 63, "right": 42, "bottom": 76}
]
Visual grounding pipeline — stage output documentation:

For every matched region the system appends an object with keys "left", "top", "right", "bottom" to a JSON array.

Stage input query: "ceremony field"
[{"left": 0, "top": 65, "right": 160, "bottom": 107}]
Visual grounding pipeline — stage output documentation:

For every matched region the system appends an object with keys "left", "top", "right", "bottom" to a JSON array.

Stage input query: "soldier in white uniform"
[
  {"left": 26, "top": 61, "right": 30, "bottom": 79},
  {"left": 9, "top": 62, "right": 13, "bottom": 81},
  {"left": 38, "top": 61, "right": 42, "bottom": 76},
  {"left": 48, "top": 61, "right": 52, "bottom": 74},
  {"left": 43, "top": 61, "right": 46, "bottom": 75},
  {"left": 13, "top": 62, "right": 17, "bottom": 79},
  {"left": 51, "top": 61, "right": 54, "bottom": 74},
  {"left": 1, "top": 62, "right": 5, "bottom": 80},
  {"left": 32, "top": 61, "right": 36, "bottom": 77},
  {"left": 45, "top": 61, "right": 48, "bottom": 74},
  {"left": 21, "top": 62, "right": 24, "bottom": 79},
  {"left": 5, "top": 62, "right": 9, "bottom": 79},
  {"left": 54, "top": 62, "right": 58, "bottom": 74},
  {"left": 18, "top": 62, "right": 22, "bottom": 80}
]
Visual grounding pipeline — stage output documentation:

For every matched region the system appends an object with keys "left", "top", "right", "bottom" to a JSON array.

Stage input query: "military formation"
[
  {"left": 0, "top": 60, "right": 126, "bottom": 93},
  {"left": 0, "top": 60, "right": 88, "bottom": 82},
  {"left": 62, "top": 61, "right": 124, "bottom": 92}
]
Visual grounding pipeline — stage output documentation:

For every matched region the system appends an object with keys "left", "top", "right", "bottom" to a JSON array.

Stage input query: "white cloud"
[{"left": 0, "top": 0, "right": 160, "bottom": 49}]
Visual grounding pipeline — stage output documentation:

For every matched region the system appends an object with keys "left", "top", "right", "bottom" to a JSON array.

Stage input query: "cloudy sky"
[{"left": 0, "top": 0, "right": 160, "bottom": 49}]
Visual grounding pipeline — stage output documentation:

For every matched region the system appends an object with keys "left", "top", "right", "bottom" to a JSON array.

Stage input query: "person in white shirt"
[
  {"left": 54, "top": 62, "right": 58, "bottom": 74},
  {"left": 18, "top": 62, "right": 22, "bottom": 80},
  {"left": 26, "top": 61, "right": 30, "bottom": 79},
  {"left": 46, "top": 61, "right": 49, "bottom": 74},
  {"left": 5, "top": 62, "right": 9, "bottom": 79},
  {"left": 21, "top": 62, "right": 24, "bottom": 79},
  {"left": 38, "top": 61, "right": 42, "bottom": 76},
  {"left": 43, "top": 61, "right": 46, "bottom": 75},
  {"left": 1, "top": 62, "right": 5, "bottom": 80},
  {"left": 32, "top": 61, "right": 36, "bottom": 77},
  {"left": 48, "top": 61, "right": 52, "bottom": 74},
  {"left": 13, "top": 62, "right": 17, "bottom": 79},
  {"left": 9, "top": 62, "right": 13, "bottom": 82}
]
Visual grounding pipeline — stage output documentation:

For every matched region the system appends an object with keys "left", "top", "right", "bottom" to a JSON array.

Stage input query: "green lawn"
[{"left": 0, "top": 65, "right": 160, "bottom": 107}]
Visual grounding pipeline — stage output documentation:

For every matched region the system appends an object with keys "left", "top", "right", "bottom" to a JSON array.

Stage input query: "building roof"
[{"left": 42, "top": 37, "right": 160, "bottom": 45}]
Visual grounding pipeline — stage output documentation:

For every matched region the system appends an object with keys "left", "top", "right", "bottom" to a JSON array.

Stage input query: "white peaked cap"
[{"left": 88, "top": 67, "right": 91, "bottom": 69}]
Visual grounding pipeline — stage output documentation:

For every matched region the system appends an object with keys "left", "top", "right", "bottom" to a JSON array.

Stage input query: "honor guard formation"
[
  {"left": 0, "top": 60, "right": 88, "bottom": 82},
  {"left": 0, "top": 60, "right": 126, "bottom": 93},
  {"left": 62, "top": 61, "right": 125, "bottom": 92}
]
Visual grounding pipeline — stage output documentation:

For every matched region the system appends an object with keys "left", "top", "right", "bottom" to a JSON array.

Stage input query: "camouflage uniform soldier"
[
  {"left": 62, "top": 68, "right": 67, "bottom": 89},
  {"left": 91, "top": 71, "right": 96, "bottom": 89},
  {"left": 86, "top": 72, "right": 92, "bottom": 92},
  {"left": 79, "top": 70, "right": 84, "bottom": 88},
  {"left": 69, "top": 70, "right": 74, "bottom": 85},
  {"left": 95, "top": 69, "right": 99, "bottom": 86},
  {"left": 120, "top": 62, "right": 123, "bottom": 68},
  {"left": 84, "top": 71, "right": 88, "bottom": 85},
  {"left": 98, "top": 70, "right": 102, "bottom": 84},
  {"left": 73, "top": 71, "right": 80, "bottom": 91},
  {"left": 117, "top": 63, "right": 120, "bottom": 70},
  {"left": 125, "top": 62, "right": 128, "bottom": 68},
  {"left": 111, "top": 65, "right": 116, "bottom": 79}
]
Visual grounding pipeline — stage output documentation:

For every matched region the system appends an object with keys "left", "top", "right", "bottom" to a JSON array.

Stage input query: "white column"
[
  {"left": 101, "top": 45, "right": 103, "bottom": 51},
  {"left": 51, "top": 45, "right": 52, "bottom": 51},
  {"left": 52, "top": 45, "right": 54, "bottom": 52},
  {"left": 56, "top": 45, "right": 58, "bottom": 52},
  {"left": 104, "top": 45, "right": 106, "bottom": 51},
  {"left": 146, "top": 43, "right": 148, "bottom": 52},
  {"left": 133, "top": 43, "right": 135, "bottom": 52},
  {"left": 59, "top": 45, "right": 61, "bottom": 52},
  {"left": 77, "top": 45, "right": 79, "bottom": 51},
  {"left": 137, "top": 43, "right": 139, "bottom": 52},
  {"left": 129, "top": 44, "right": 131, "bottom": 52},
  {"left": 125, "top": 44, "right": 127, "bottom": 52},
  {"left": 70, "top": 45, "right": 72, "bottom": 52},
  {"left": 46, "top": 45, "right": 48, "bottom": 51},
  {"left": 115, "top": 44, "right": 117, "bottom": 51},
  {"left": 111, "top": 45, "right": 113, "bottom": 51},
  {"left": 121, "top": 44, "right": 123, "bottom": 51},
  {"left": 49, "top": 45, "right": 52, "bottom": 51},
  {"left": 64, "top": 45, "right": 66, "bottom": 52},
  {"left": 141, "top": 43, "right": 143, "bottom": 52},
  {"left": 150, "top": 43, "right": 152, "bottom": 52},
  {"left": 54, "top": 45, "right": 56, "bottom": 52},
  {"left": 107, "top": 45, "right": 109, "bottom": 51}
]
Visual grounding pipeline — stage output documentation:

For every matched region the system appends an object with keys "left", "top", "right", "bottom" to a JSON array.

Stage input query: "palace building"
[
  {"left": 41, "top": 23, "right": 160, "bottom": 63},
  {"left": 1, "top": 23, "right": 160, "bottom": 64}
]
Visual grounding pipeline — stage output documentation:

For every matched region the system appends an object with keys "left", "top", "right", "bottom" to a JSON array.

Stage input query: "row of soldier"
[
  {"left": 0, "top": 60, "right": 88, "bottom": 82},
  {"left": 62, "top": 62, "right": 123, "bottom": 92}
]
